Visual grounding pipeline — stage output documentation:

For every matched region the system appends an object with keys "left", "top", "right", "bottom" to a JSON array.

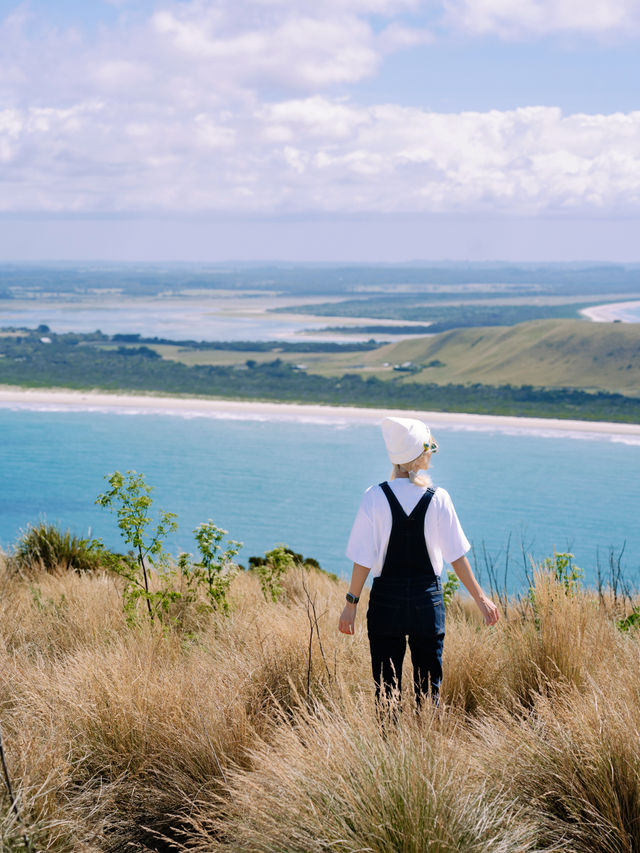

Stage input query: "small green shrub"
[
  {"left": 96, "top": 470, "right": 242, "bottom": 626},
  {"left": 442, "top": 570, "right": 460, "bottom": 607},
  {"left": 617, "top": 607, "right": 640, "bottom": 632},
  {"left": 189, "top": 520, "right": 241, "bottom": 615},
  {"left": 13, "top": 522, "right": 104, "bottom": 574},
  {"left": 528, "top": 552, "right": 583, "bottom": 608},
  {"left": 253, "top": 545, "right": 296, "bottom": 602},
  {"left": 248, "top": 548, "right": 338, "bottom": 583},
  {"left": 543, "top": 551, "right": 582, "bottom": 594}
]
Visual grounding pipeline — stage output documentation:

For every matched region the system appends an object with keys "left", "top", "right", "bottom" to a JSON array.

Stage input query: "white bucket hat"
[{"left": 381, "top": 416, "right": 432, "bottom": 464}]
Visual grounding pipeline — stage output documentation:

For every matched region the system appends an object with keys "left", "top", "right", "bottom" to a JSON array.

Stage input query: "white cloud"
[
  {"left": 150, "top": 5, "right": 384, "bottom": 88},
  {"left": 2, "top": 95, "right": 640, "bottom": 216},
  {"left": 0, "top": 1, "right": 432, "bottom": 110},
  {"left": 260, "top": 97, "right": 369, "bottom": 140},
  {"left": 444, "top": 0, "right": 640, "bottom": 36}
]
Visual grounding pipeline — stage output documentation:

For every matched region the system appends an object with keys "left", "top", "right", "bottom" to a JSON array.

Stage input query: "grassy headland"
[
  {"left": 307, "top": 319, "right": 640, "bottom": 395},
  {"left": 1, "top": 550, "right": 640, "bottom": 851}
]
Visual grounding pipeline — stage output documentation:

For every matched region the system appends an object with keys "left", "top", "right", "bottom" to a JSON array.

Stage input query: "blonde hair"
[{"left": 389, "top": 451, "right": 432, "bottom": 488}]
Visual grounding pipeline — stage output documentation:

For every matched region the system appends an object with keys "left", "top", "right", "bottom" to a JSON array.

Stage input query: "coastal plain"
[{"left": 1, "top": 262, "right": 640, "bottom": 422}]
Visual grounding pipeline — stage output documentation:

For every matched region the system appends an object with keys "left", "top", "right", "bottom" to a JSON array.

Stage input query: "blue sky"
[
  {"left": 350, "top": 40, "right": 640, "bottom": 113},
  {"left": 1, "top": 0, "right": 639, "bottom": 261}
]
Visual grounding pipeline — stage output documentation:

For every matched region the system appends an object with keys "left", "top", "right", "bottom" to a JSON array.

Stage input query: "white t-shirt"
[{"left": 346, "top": 479, "right": 470, "bottom": 578}]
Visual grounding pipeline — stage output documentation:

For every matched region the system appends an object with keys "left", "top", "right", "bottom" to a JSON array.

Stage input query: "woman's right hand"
[{"left": 338, "top": 603, "right": 357, "bottom": 635}]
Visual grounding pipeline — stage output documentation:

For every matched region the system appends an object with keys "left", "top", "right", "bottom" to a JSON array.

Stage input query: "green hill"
[{"left": 324, "top": 319, "right": 640, "bottom": 395}]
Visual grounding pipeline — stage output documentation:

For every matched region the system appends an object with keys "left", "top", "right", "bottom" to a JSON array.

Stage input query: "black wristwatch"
[{"left": 346, "top": 592, "right": 360, "bottom": 604}]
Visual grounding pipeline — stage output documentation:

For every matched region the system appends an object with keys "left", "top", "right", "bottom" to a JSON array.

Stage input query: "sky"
[{"left": 1, "top": 0, "right": 639, "bottom": 262}]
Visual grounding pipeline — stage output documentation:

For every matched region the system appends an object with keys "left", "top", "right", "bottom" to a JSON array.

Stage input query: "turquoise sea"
[
  {"left": 612, "top": 303, "right": 640, "bottom": 322},
  {"left": 1, "top": 404, "right": 639, "bottom": 592}
]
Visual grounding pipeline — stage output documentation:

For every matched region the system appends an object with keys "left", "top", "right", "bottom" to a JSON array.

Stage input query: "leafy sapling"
[
  {"left": 96, "top": 470, "right": 178, "bottom": 623},
  {"left": 192, "top": 521, "right": 242, "bottom": 615}
]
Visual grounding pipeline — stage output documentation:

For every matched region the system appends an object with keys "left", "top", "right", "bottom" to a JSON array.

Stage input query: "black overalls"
[{"left": 366, "top": 482, "right": 445, "bottom": 704}]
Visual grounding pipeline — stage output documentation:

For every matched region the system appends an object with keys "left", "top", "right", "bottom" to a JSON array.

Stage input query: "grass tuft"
[
  {"left": 12, "top": 522, "right": 105, "bottom": 575},
  {"left": 188, "top": 691, "right": 537, "bottom": 853}
]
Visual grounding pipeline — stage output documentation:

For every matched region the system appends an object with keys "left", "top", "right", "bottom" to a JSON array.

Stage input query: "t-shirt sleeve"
[
  {"left": 436, "top": 489, "right": 471, "bottom": 564},
  {"left": 345, "top": 488, "right": 377, "bottom": 569}
]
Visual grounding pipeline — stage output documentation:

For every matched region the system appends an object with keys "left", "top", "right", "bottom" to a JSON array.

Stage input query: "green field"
[
  {"left": 151, "top": 319, "right": 640, "bottom": 397},
  {"left": 325, "top": 319, "right": 640, "bottom": 395}
]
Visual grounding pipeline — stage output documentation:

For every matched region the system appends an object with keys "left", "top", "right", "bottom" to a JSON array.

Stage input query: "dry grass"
[
  {"left": 187, "top": 691, "right": 536, "bottom": 853},
  {"left": 1, "top": 551, "right": 639, "bottom": 852},
  {"left": 475, "top": 672, "right": 640, "bottom": 853}
]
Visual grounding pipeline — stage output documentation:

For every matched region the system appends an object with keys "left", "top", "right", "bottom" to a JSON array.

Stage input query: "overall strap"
[
  {"left": 411, "top": 486, "right": 436, "bottom": 522},
  {"left": 378, "top": 482, "right": 437, "bottom": 579},
  {"left": 379, "top": 482, "right": 436, "bottom": 522},
  {"left": 379, "top": 481, "right": 407, "bottom": 522}
]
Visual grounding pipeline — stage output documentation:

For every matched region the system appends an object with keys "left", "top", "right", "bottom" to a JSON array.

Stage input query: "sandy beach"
[
  {"left": 581, "top": 300, "right": 640, "bottom": 322},
  {"left": 1, "top": 385, "right": 639, "bottom": 438}
]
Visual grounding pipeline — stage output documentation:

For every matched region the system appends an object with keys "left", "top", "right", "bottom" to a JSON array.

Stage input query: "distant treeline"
[
  {"left": 1, "top": 261, "right": 639, "bottom": 297},
  {"left": 2, "top": 327, "right": 378, "bottom": 353},
  {"left": 2, "top": 330, "right": 639, "bottom": 423},
  {"left": 278, "top": 300, "right": 599, "bottom": 331},
  {"left": 110, "top": 333, "right": 379, "bottom": 352},
  {"left": 322, "top": 324, "right": 435, "bottom": 335}
]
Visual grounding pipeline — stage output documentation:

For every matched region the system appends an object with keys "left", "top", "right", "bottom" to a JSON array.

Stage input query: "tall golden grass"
[{"left": 1, "top": 551, "right": 639, "bottom": 852}]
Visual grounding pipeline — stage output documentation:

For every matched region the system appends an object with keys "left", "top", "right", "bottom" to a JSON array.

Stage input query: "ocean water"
[
  {"left": 613, "top": 303, "right": 640, "bottom": 322},
  {"left": 1, "top": 404, "right": 639, "bottom": 592}
]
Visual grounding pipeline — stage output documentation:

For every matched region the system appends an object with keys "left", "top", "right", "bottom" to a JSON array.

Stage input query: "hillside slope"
[{"left": 349, "top": 319, "right": 640, "bottom": 394}]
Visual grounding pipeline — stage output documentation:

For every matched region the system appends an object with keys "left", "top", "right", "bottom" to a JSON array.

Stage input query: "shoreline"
[
  {"left": 581, "top": 299, "right": 640, "bottom": 323},
  {"left": 1, "top": 385, "right": 640, "bottom": 439}
]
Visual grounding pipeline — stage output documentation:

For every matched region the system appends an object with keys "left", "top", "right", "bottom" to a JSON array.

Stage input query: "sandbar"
[
  {"left": 581, "top": 300, "right": 640, "bottom": 323},
  {"left": 1, "top": 386, "right": 639, "bottom": 439}
]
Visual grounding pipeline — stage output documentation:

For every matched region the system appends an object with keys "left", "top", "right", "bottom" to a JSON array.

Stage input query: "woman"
[{"left": 338, "top": 416, "right": 499, "bottom": 706}]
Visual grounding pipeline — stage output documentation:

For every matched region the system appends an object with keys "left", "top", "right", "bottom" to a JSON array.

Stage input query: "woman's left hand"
[{"left": 477, "top": 596, "right": 500, "bottom": 626}]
